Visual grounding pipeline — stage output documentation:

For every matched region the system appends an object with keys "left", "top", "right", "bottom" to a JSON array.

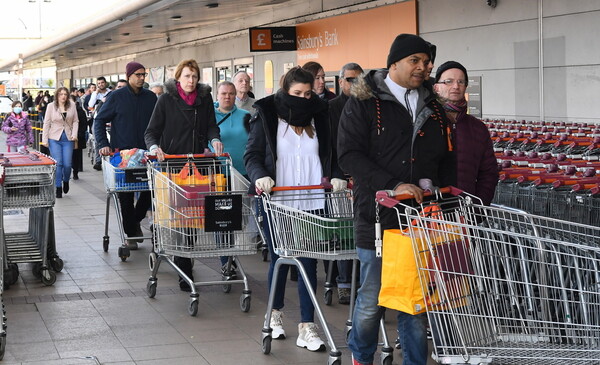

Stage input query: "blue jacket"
[
  {"left": 213, "top": 102, "right": 250, "bottom": 175},
  {"left": 94, "top": 85, "right": 157, "bottom": 150}
]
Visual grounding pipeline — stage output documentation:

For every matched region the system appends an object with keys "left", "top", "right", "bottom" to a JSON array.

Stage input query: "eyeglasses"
[
  {"left": 344, "top": 77, "right": 356, "bottom": 83},
  {"left": 436, "top": 79, "right": 467, "bottom": 86},
  {"left": 133, "top": 72, "right": 148, "bottom": 78}
]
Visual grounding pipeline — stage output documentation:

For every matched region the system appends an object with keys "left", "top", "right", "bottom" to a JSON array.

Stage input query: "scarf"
[
  {"left": 274, "top": 90, "right": 324, "bottom": 127},
  {"left": 441, "top": 99, "right": 467, "bottom": 116},
  {"left": 177, "top": 82, "right": 198, "bottom": 106}
]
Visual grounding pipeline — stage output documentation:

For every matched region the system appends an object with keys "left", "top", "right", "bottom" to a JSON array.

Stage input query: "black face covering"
[{"left": 274, "top": 90, "right": 324, "bottom": 127}]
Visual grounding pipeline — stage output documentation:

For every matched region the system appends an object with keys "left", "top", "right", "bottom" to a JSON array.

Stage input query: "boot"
[
  {"left": 56, "top": 187, "right": 62, "bottom": 198},
  {"left": 63, "top": 181, "right": 70, "bottom": 194},
  {"left": 73, "top": 171, "right": 79, "bottom": 180}
]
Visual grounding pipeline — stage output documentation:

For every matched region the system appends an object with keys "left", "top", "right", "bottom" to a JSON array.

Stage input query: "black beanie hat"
[
  {"left": 386, "top": 34, "right": 431, "bottom": 68},
  {"left": 435, "top": 61, "right": 469, "bottom": 86}
]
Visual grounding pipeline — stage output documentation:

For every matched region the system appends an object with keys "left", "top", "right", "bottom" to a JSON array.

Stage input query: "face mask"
[{"left": 13, "top": 107, "right": 22, "bottom": 114}]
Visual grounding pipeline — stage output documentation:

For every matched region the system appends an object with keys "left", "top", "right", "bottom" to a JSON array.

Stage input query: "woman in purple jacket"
[
  {"left": 2, "top": 100, "right": 33, "bottom": 152},
  {"left": 434, "top": 61, "right": 498, "bottom": 205}
]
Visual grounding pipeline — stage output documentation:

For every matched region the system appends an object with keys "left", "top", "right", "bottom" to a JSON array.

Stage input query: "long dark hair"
[
  {"left": 53, "top": 87, "right": 71, "bottom": 110},
  {"left": 281, "top": 66, "right": 314, "bottom": 92}
]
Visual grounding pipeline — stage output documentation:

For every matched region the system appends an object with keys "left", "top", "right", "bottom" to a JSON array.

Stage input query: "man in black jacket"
[
  {"left": 96, "top": 61, "right": 157, "bottom": 250},
  {"left": 329, "top": 62, "right": 364, "bottom": 305},
  {"left": 338, "top": 34, "right": 455, "bottom": 365}
]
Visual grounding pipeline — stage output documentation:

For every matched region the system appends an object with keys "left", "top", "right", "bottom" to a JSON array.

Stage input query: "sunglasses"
[{"left": 344, "top": 77, "right": 356, "bottom": 83}]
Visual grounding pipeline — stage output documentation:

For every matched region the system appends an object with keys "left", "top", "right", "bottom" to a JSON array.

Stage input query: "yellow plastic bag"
[{"left": 378, "top": 228, "right": 430, "bottom": 315}]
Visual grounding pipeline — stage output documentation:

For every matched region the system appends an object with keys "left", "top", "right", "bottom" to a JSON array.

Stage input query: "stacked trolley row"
[
  {"left": 260, "top": 185, "right": 393, "bottom": 365},
  {"left": 487, "top": 119, "right": 600, "bottom": 225},
  {"left": 101, "top": 153, "right": 152, "bottom": 261},
  {"left": 146, "top": 154, "right": 255, "bottom": 316},
  {"left": 377, "top": 187, "right": 600, "bottom": 365},
  {"left": 0, "top": 165, "right": 7, "bottom": 360},
  {"left": 1, "top": 151, "right": 63, "bottom": 287}
]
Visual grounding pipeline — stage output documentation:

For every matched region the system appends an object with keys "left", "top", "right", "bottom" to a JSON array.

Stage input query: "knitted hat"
[
  {"left": 126, "top": 61, "right": 145, "bottom": 79},
  {"left": 386, "top": 34, "right": 431, "bottom": 68},
  {"left": 435, "top": 61, "right": 469, "bottom": 86}
]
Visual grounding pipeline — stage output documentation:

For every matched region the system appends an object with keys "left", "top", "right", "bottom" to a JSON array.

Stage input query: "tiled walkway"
[{"left": 1, "top": 142, "right": 435, "bottom": 364}]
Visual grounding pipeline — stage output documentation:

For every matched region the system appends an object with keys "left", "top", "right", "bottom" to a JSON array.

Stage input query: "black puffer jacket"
[
  {"left": 338, "top": 69, "right": 456, "bottom": 250},
  {"left": 244, "top": 92, "right": 342, "bottom": 192},
  {"left": 145, "top": 79, "right": 219, "bottom": 154}
]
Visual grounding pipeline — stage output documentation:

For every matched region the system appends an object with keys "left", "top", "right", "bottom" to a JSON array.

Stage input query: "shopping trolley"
[
  {"left": 146, "top": 153, "right": 254, "bottom": 316},
  {"left": 376, "top": 187, "right": 600, "bottom": 365},
  {"left": 1, "top": 151, "right": 62, "bottom": 286},
  {"left": 0, "top": 165, "right": 7, "bottom": 360},
  {"left": 260, "top": 185, "right": 393, "bottom": 365},
  {"left": 101, "top": 152, "right": 152, "bottom": 261}
]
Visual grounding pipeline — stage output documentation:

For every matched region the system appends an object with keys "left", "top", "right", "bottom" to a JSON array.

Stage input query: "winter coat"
[
  {"left": 74, "top": 101, "right": 88, "bottom": 150},
  {"left": 453, "top": 112, "right": 498, "bottom": 205},
  {"left": 94, "top": 85, "right": 157, "bottom": 150},
  {"left": 145, "top": 79, "right": 219, "bottom": 154},
  {"left": 328, "top": 93, "right": 349, "bottom": 175},
  {"left": 338, "top": 69, "right": 456, "bottom": 250},
  {"left": 42, "top": 102, "right": 79, "bottom": 144},
  {"left": 2, "top": 112, "right": 33, "bottom": 147},
  {"left": 244, "top": 93, "right": 342, "bottom": 193}
]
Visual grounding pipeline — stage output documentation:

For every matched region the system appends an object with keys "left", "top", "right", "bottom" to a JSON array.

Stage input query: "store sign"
[
  {"left": 249, "top": 27, "right": 297, "bottom": 52},
  {"left": 466, "top": 76, "right": 482, "bottom": 118}
]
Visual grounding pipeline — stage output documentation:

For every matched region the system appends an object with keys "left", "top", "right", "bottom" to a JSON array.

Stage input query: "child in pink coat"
[{"left": 2, "top": 101, "right": 33, "bottom": 152}]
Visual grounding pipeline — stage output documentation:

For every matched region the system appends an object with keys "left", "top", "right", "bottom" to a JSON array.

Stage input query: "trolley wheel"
[
  {"left": 381, "top": 351, "right": 393, "bottom": 365},
  {"left": 50, "top": 257, "right": 64, "bottom": 272},
  {"left": 222, "top": 282, "right": 232, "bottom": 294},
  {"left": 324, "top": 289, "right": 333, "bottom": 306},
  {"left": 262, "top": 336, "right": 271, "bottom": 354},
  {"left": 188, "top": 299, "right": 199, "bottom": 316},
  {"left": 330, "top": 361, "right": 340, "bottom": 365},
  {"left": 32, "top": 262, "right": 43, "bottom": 279},
  {"left": 148, "top": 252, "right": 157, "bottom": 271},
  {"left": 261, "top": 248, "right": 268, "bottom": 262},
  {"left": 103, "top": 236, "right": 109, "bottom": 252},
  {"left": 0, "top": 334, "right": 5, "bottom": 361},
  {"left": 146, "top": 281, "right": 157, "bottom": 298},
  {"left": 240, "top": 295, "right": 251, "bottom": 312},
  {"left": 118, "top": 246, "right": 130, "bottom": 262},
  {"left": 41, "top": 268, "right": 56, "bottom": 286},
  {"left": 5, "top": 264, "right": 19, "bottom": 286}
]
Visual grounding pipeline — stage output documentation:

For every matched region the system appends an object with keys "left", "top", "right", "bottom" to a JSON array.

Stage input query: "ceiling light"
[
  {"left": 121, "top": 32, "right": 130, "bottom": 36},
  {"left": 171, "top": 15, "right": 182, "bottom": 20},
  {"left": 206, "top": 3, "right": 219, "bottom": 8},
  {"left": 77, "top": 48, "right": 84, "bottom": 51},
  {"left": 105, "top": 38, "right": 112, "bottom": 42},
  {"left": 144, "top": 25, "right": 153, "bottom": 29}
]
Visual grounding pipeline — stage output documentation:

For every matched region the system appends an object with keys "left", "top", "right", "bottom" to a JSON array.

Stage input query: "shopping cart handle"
[
  {"left": 271, "top": 183, "right": 333, "bottom": 192},
  {"left": 145, "top": 152, "right": 231, "bottom": 160},
  {"left": 375, "top": 186, "right": 463, "bottom": 208}
]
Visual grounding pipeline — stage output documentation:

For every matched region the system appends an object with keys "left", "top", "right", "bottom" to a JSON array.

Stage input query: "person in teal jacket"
[
  {"left": 212, "top": 81, "right": 253, "bottom": 275},
  {"left": 213, "top": 81, "right": 251, "bottom": 175}
]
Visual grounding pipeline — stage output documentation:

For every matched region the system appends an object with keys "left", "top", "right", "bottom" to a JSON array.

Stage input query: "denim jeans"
[
  {"left": 348, "top": 247, "right": 428, "bottom": 365},
  {"left": 48, "top": 131, "right": 74, "bottom": 187},
  {"left": 336, "top": 259, "right": 354, "bottom": 289},
  {"left": 262, "top": 207, "right": 317, "bottom": 323}
]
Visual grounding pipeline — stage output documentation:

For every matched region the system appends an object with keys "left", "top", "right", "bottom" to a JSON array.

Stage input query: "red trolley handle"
[
  {"left": 375, "top": 186, "right": 464, "bottom": 208},
  {"left": 145, "top": 152, "right": 231, "bottom": 160}
]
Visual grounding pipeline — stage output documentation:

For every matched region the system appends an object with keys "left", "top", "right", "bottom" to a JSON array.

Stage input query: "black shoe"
[
  {"left": 73, "top": 172, "right": 79, "bottom": 180},
  {"left": 56, "top": 187, "right": 62, "bottom": 198},
  {"left": 221, "top": 264, "right": 238, "bottom": 279},
  {"left": 179, "top": 281, "right": 192, "bottom": 292},
  {"left": 62, "top": 181, "right": 70, "bottom": 194},
  {"left": 135, "top": 223, "right": 144, "bottom": 243},
  {"left": 93, "top": 162, "right": 102, "bottom": 171}
]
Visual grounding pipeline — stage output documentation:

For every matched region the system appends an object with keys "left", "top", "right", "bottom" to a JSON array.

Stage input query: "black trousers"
[{"left": 117, "top": 191, "right": 152, "bottom": 236}]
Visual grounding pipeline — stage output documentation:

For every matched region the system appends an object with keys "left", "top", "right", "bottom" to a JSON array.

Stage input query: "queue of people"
[{"left": 4, "top": 32, "right": 498, "bottom": 365}]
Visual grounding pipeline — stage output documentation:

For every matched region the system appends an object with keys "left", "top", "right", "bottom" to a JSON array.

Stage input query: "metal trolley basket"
[
  {"left": 259, "top": 186, "right": 395, "bottom": 365},
  {"left": 146, "top": 153, "right": 255, "bottom": 316},
  {"left": 101, "top": 153, "right": 152, "bottom": 261},
  {"left": 0, "top": 165, "right": 7, "bottom": 360},
  {"left": 1, "top": 151, "right": 63, "bottom": 287},
  {"left": 376, "top": 186, "right": 600, "bottom": 365}
]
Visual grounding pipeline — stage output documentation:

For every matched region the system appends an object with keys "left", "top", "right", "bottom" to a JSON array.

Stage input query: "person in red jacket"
[{"left": 433, "top": 61, "right": 498, "bottom": 205}]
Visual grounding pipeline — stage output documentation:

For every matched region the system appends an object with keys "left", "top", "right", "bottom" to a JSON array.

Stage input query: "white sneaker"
[
  {"left": 296, "top": 322, "right": 325, "bottom": 351},
  {"left": 269, "top": 309, "right": 286, "bottom": 339}
]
